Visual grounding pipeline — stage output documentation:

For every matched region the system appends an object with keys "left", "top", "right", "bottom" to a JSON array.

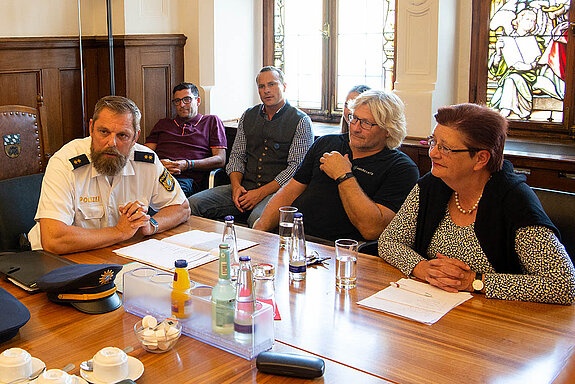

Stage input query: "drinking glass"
[
  {"left": 335, "top": 239, "right": 358, "bottom": 289},
  {"left": 278, "top": 206, "right": 298, "bottom": 249}
]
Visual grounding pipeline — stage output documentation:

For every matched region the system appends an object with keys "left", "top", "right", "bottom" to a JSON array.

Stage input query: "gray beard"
[{"left": 90, "top": 146, "right": 129, "bottom": 176}]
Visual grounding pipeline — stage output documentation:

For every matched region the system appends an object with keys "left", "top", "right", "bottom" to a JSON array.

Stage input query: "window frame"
[
  {"left": 469, "top": 0, "right": 575, "bottom": 140},
  {"left": 262, "top": 0, "right": 397, "bottom": 123}
]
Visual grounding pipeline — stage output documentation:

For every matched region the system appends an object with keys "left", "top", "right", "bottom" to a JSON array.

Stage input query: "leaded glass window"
[
  {"left": 337, "top": 0, "right": 395, "bottom": 111},
  {"left": 271, "top": 0, "right": 396, "bottom": 121},
  {"left": 274, "top": 0, "right": 323, "bottom": 109},
  {"left": 487, "top": 0, "right": 570, "bottom": 123}
]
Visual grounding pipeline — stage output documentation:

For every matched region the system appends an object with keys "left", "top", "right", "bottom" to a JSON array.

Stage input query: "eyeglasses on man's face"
[
  {"left": 426, "top": 136, "right": 484, "bottom": 156},
  {"left": 172, "top": 96, "right": 195, "bottom": 106},
  {"left": 348, "top": 114, "right": 379, "bottom": 131}
]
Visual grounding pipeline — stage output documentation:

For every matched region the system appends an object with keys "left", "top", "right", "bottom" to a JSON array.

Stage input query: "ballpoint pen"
[{"left": 389, "top": 281, "right": 432, "bottom": 298}]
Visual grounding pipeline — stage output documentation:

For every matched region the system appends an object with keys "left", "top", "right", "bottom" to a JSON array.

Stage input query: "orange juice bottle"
[{"left": 171, "top": 259, "right": 192, "bottom": 318}]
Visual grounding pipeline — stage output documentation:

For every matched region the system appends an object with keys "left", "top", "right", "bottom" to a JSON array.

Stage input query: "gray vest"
[{"left": 241, "top": 102, "right": 305, "bottom": 190}]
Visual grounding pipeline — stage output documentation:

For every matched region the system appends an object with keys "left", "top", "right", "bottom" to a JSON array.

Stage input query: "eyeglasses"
[
  {"left": 426, "top": 136, "right": 485, "bottom": 155},
  {"left": 348, "top": 114, "right": 379, "bottom": 131},
  {"left": 172, "top": 96, "right": 194, "bottom": 106}
]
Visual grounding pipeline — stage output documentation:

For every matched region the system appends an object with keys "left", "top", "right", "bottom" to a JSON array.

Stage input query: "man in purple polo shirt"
[{"left": 145, "top": 82, "right": 227, "bottom": 197}]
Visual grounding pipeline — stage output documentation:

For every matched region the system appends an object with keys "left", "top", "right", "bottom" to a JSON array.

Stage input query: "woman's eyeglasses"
[{"left": 426, "top": 136, "right": 484, "bottom": 155}]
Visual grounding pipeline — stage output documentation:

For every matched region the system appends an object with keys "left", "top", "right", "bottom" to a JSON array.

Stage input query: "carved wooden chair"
[{"left": 0, "top": 98, "right": 47, "bottom": 181}]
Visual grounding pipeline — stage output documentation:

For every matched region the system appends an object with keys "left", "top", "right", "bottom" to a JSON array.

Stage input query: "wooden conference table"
[{"left": 2, "top": 216, "right": 575, "bottom": 383}]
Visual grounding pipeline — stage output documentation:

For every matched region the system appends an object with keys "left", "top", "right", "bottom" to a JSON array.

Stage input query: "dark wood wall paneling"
[
  {"left": 0, "top": 34, "right": 186, "bottom": 157},
  {"left": 0, "top": 38, "right": 80, "bottom": 158}
]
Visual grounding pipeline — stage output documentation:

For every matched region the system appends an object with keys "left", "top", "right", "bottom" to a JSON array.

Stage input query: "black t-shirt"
[{"left": 292, "top": 134, "right": 419, "bottom": 241}]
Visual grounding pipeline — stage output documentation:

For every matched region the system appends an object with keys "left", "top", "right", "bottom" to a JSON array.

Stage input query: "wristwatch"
[
  {"left": 335, "top": 172, "right": 355, "bottom": 185},
  {"left": 472, "top": 272, "right": 484, "bottom": 293},
  {"left": 149, "top": 217, "right": 159, "bottom": 235}
]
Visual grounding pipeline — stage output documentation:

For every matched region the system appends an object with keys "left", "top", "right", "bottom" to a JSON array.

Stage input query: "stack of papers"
[
  {"left": 357, "top": 278, "right": 472, "bottom": 324},
  {"left": 114, "top": 230, "right": 258, "bottom": 271}
]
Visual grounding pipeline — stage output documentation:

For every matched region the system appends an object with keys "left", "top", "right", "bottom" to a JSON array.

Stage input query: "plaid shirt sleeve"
[
  {"left": 274, "top": 115, "right": 314, "bottom": 186},
  {"left": 225, "top": 112, "right": 247, "bottom": 175}
]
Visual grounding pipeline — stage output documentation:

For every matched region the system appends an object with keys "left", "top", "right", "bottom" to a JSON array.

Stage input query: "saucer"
[
  {"left": 0, "top": 357, "right": 46, "bottom": 384},
  {"left": 31, "top": 375, "right": 88, "bottom": 384},
  {"left": 79, "top": 356, "right": 144, "bottom": 384}
]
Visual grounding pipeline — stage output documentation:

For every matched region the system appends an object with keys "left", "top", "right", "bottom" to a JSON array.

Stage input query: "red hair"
[{"left": 435, "top": 103, "right": 507, "bottom": 173}]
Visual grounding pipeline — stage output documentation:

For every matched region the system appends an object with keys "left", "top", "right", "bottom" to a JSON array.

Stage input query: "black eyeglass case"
[{"left": 256, "top": 351, "right": 325, "bottom": 379}]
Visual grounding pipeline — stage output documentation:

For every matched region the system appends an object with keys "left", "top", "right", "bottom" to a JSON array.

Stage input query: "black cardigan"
[{"left": 414, "top": 160, "right": 558, "bottom": 274}]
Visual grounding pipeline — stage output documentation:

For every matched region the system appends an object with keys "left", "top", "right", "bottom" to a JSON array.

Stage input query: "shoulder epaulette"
[
  {"left": 134, "top": 151, "right": 155, "bottom": 163},
  {"left": 69, "top": 154, "right": 90, "bottom": 169}
]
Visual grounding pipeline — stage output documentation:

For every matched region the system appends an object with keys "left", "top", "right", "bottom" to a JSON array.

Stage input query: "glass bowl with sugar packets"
[{"left": 134, "top": 315, "right": 181, "bottom": 353}]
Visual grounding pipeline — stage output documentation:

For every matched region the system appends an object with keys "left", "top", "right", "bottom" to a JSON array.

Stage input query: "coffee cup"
[
  {"left": 0, "top": 348, "right": 33, "bottom": 383},
  {"left": 35, "top": 369, "right": 74, "bottom": 384},
  {"left": 92, "top": 347, "right": 129, "bottom": 383}
]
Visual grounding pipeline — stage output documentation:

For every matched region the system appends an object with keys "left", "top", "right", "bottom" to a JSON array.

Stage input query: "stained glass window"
[
  {"left": 273, "top": 0, "right": 395, "bottom": 119},
  {"left": 487, "top": 0, "right": 570, "bottom": 122}
]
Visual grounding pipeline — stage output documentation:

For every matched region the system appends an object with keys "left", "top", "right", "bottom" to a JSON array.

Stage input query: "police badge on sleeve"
[
  {"left": 3, "top": 134, "right": 21, "bottom": 158},
  {"left": 159, "top": 168, "right": 176, "bottom": 192}
]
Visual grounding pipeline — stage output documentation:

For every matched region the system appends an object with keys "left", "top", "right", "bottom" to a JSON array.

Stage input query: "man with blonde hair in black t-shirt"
[{"left": 254, "top": 90, "right": 419, "bottom": 241}]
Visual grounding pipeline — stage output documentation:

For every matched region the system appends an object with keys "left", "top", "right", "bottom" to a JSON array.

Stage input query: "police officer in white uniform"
[{"left": 29, "top": 96, "right": 190, "bottom": 254}]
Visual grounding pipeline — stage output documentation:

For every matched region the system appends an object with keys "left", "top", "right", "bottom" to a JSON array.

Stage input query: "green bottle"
[{"left": 211, "top": 243, "right": 236, "bottom": 333}]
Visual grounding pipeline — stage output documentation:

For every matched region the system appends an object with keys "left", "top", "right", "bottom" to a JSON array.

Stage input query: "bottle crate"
[{"left": 122, "top": 267, "right": 274, "bottom": 360}]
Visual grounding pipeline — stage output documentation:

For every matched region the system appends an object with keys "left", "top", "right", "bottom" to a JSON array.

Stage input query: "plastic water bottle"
[
  {"left": 171, "top": 259, "right": 192, "bottom": 319},
  {"left": 211, "top": 243, "right": 236, "bottom": 333},
  {"left": 289, "top": 213, "right": 306, "bottom": 281},
  {"left": 234, "top": 255, "right": 256, "bottom": 343},
  {"left": 222, "top": 215, "right": 239, "bottom": 282}
]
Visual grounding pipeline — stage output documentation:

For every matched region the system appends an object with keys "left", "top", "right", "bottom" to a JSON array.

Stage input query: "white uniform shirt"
[{"left": 29, "top": 137, "right": 186, "bottom": 250}]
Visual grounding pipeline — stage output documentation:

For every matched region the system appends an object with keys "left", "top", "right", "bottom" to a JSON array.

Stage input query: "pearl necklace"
[{"left": 454, "top": 191, "right": 482, "bottom": 214}]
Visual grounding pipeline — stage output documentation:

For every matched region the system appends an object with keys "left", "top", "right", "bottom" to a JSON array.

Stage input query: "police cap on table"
[
  {"left": 37, "top": 264, "right": 122, "bottom": 315},
  {"left": 0, "top": 287, "right": 30, "bottom": 343}
]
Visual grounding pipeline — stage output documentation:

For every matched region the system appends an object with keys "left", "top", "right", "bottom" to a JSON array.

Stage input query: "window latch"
[{"left": 320, "top": 22, "right": 330, "bottom": 39}]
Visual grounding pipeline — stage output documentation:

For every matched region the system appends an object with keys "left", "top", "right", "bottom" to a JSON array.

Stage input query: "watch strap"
[
  {"left": 335, "top": 172, "right": 355, "bottom": 185},
  {"left": 149, "top": 217, "right": 159, "bottom": 235},
  {"left": 472, "top": 272, "right": 484, "bottom": 293}
]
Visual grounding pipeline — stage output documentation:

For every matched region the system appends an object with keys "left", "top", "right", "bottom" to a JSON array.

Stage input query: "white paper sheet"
[
  {"left": 114, "top": 239, "right": 217, "bottom": 271},
  {"left": 113, "top": 230, "right": 259, "bottom": 272},
  {"left": 357, "top": 278, "right": 472, "bottom": 324}
]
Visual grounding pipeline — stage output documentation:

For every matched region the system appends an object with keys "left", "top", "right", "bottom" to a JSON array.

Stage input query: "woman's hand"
[
  {"left": 495, "top": 39, "right": 505, "bottom": 56},
  {"left": 413, "top": 253, "right": 475, "bottom": 292}
]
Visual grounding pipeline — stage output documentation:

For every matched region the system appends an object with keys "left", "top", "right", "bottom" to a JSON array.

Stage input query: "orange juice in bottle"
[{"left": 171, "top": 259, "right": 192, "bottom": 318}]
